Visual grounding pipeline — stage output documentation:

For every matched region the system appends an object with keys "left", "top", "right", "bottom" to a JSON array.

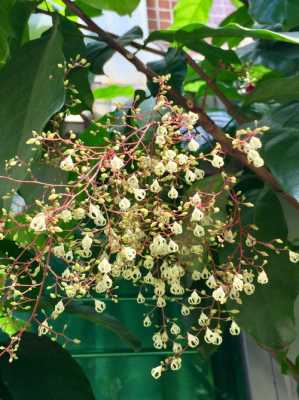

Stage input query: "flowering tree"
[{"left": 1, "top": 0, "right": 299, "bottom": 397}]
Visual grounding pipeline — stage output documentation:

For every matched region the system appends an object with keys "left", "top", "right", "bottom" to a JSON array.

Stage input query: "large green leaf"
[
  {"left": 0, "top": 332, "right": 95, "bottom": 400},
  {"left": 0, "top": 21, "right": 65, "bottom": 197},
  {"left": 86, "top": 26, "right": 142, "bottom": 75},
  {"left": 78, "top": 0, "right": 140, "bottom": 15},
  {"left": 0, "top": 0, "right": 36, "bottom": 64},
  {"left": 245, "top": 73, "right": 299, "bottom": 104},
  {"left": 239, "top": 40, "right": 299, "bottom": 77},
  {"left": 213, "top": 6, "right": 253, "bottom": 48},
  {"left": 147, "top": 23, "right": 299, "bottom": 47},
  {"left": 171, "top": 0, "right": 213, "bottom": 29},
  {"left": 234, "top": 187, "right": 299, "bottom": 349},
  {"left": 67, "top": 303, "right": 142, "bottom": 351},
  {"left": 248, "top": 0, "right": 299, "bottom": 30},
  {"left": 260, "top": 102, "right": 299, "bottom": 202},
  {"left": 147, "top": 48, "right": 187, "bottom": 96}
]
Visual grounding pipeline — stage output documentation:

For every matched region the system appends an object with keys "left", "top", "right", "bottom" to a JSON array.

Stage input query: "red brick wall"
[{"left": 146, "top": 0, "right": 235, "bottom": 31}]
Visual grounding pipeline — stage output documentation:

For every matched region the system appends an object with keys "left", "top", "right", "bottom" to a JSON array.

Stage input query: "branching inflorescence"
[{"left": 0, "top": 74, "right": 295, "bottom": 377}]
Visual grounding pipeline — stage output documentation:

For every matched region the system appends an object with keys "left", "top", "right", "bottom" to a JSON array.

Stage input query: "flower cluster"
[
  {"left": 0, "top": 79, "right": 284, "bottom": 375},
  {"left": 231, "top": 126, "right": 269, "bottom": 168}
]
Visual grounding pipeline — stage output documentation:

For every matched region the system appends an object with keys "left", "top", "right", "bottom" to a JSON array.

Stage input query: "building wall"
[{"left": 146, "top": 0, "right": 235, "bottom": 30}]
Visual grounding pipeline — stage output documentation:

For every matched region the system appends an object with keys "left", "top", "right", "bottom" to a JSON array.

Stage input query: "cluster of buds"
[
  {"left": 0, "top": 77, "right": 285, "bottom": 376},
  {"left": 230, "top": 126, "right": 269, "bottom": 168}
]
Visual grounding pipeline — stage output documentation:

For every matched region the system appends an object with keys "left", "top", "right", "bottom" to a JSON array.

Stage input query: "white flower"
[
  {"left": 194, "top": 168, "right": 205, "bottom": 180},
  {"left": 253, "top": 155, "right": 264, "bottom": 168},
  {"left": 82, "top": 235, "right": 92, "bottom": 251},
  {"left": 187, "top": 333, "right": 199, "bottom": 348},
  {"left": 127, "top": 174, "right": 139, "bottom": 189},
  {"left": 137, "top": 292, "right": 145, "bottom": 304},
  {"left": 73, "top": 208, "right": 86, "bottom": 220},
  {"left": 171, "top": 222, "right": 183, "bottom": 235},
  {"left": 185, "top": 169, "right": 196, "bottom": 184},
  {"left": 188, "top": 138, "right": 200, "bottom": 152},
  {"left": 110, "top": 155, "right": 124, "bottom": 171},
  {"left": 151, "top": 365, "right": 163, "bottom": 379},
  {"left": 198, "top": 312, "right": 209, "bottom": 327},
  {"left": 181, "top": 304, "right": 190, "bottom": 316},
  {"left": 164, "top": 149, "right": 176, "bottom": 160},
  {"left": 193, "top": 224, "right": 205, "bottom": 238},
  {"left": 122, "top": 246, "right": 136, "bottom": 261},
  {"left": 150, "top": 179, "right": 161, "bottom": 193},
  {"left": 60, "top": 155, "right": 74, "bottom": 171},
  {"left": 30, "top": 213, "right": 47, "bottom": 233},
  {"left": 52, "top": 300, "right": 64, "bottom": 320},
  {"left": 177, "top": 154, "right": 188, "bottom": 165},
  {"left": 143, "top": 315, "right": 151, "bottom": 327},
  {"left": 154, "top": 161, "right": 165, "bottom": 176},
  {"left": 89, "top": 203, "right": 106, "bottom": 226},
  {"left": 144, "top": 255, "right": 154, "bottom": 269},
  {"left": 188, "top": 290, "right": 201, "bottom": 305},
  {"left": 165, "top": 160, "right": 178, "bottom": 173},
  {"left": 211, "top": 154, "right": 224, "bottom": 168},
  {"left": 289, "top": 250, "right": 299, "bottom": 263},
  {"left": 94, "top": 299, "right": 106, "bottom": 313},
  {"left": 170, "top": 357, "right": 182, "bottom": 371},
  {"left": 168, "top": 239, "right": 179, "bottom": 253},
  {"left": 170, "top": 323, "right": 181, "bottom": 335},
  {"left": 233, "top": 274, "right": 243, "bottom": 291},
  {"left": 229, "top": 321, "right": 241, "bottom": 336},
  {"left": 190, "top": 192, "right": 202, "bottom": 206},
  {"left": 212, "top": 286, "right": 226, "bottom": 304},
  {"left": 98, "top": 258, "right": 111, "bottom": 274},
  {"left": 249, "top": 136, "right": 262, "bottom": 150},
  {"left": 119, "top": 197, "right": 131, "bottom": 211},
  {"left": 59, "top": 209, "right": 72, "bottom": 223},
  {"left": 257, "top": 270, "right": 268, "bottom": 285},
  {"left": 207, "top": 272, "right": 217, "bottom": 289},
  {"left": 244, "top": 282, "right": 255, "bottom": 295},
  {"left": 168, "top": 186, "right": 178, "bottom": 199},
  {"left": 134, "top": 188, "right": 146, "bottom": 201},
  {"left": 247, "top": 149, "right": 264, "bottom": 168},
  {"left": 53, "top": 244, "right": 65, "bottom": 258},
  {"left": 191, "top": 207, "right": 204, "bottom": 222},
  {"left": 155, "top": 134, "right": 166, "bottom": 147}
]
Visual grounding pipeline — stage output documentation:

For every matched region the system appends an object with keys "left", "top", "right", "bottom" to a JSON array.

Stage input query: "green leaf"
[
  {"left": 72, "top": 0, "right": 102, "bottom": 17},
  {"left": 0, "top": 315, "right": 25, "bottom": 337},
  {"left": 245, "top": 73, "right": 299, "bottom": 104},
  {"left": 93, "top": 84, "right": 134, "bottom": 99},
  {"left": 86, "top": 26, "right": 142, "bottom": 75},
  {"left": 239, "top": 40, "right": 299, "bottom": 77},
  {"left": 0, "top": 21, "right": 65, "bottom": 198},
  {"left": 0, "top": 332, "right": 95, "bottom": 400},
  {"left": 147, "top": 23, "right": 299, "bottom": 47},
  {"left": 260, "top": 103, "right": 299, "bottom": 202},
  {"left": 78, "top": 0, "right": 140, "bottom": 15},
  {"left": 147, "top": 48, "right": 187, "bottom": 96},
  {"left": 171, "top": 0, "right": 213, "bottom": 29},
  {"left": 188, "top": 40, "right": 240, "bottom": 65},
  {"left": 67, "top": 303, "right": 142, "bottom": 351},
  {"left": 213, "top": 6, "right": 253, "bottom": 48},
  {"left": 58, "top": 16, "right": 93, "bottom": 111},
  {"left": 0, "top": 0, "right": 36, "bottom": 65},
  {"left": 248, "top": 0, "right": 299, "bottom": 30},
  {"left": 234, "top": 187, "right": 299, "bottom": 350}
]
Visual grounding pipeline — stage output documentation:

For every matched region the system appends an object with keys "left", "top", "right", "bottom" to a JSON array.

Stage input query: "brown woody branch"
[{"left": 61, "top": 0, "right": 299, "bottom": 211}]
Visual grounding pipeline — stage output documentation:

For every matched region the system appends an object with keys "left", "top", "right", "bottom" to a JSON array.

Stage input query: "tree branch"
[{"left": 61, "top": 0, "right": 299, "bottom": 211}]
